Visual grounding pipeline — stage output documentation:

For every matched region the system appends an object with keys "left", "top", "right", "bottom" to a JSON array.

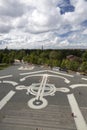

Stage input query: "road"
[{"left": 0, "top": 64, "right": 87, "bottom": 130}]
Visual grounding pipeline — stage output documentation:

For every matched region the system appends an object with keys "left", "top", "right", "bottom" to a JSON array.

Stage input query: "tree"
[
  {"left": 49, "top": 51, "right": 59, "bottom": 60},
  {"left": 0, "top": 52, "right": 3, "bottom": 63},
  {"left": 67, "top": 61, "right": 79, "bottom": 71},
  {"left": 16, "top": 50, "right": 26, "bottom": 61},
  {"left": 82, "top": 51, "right": 87, "bottom": 61},
  {"left": 80, "top": 62, "right": 87, "bottom": 72},
  {"left": 61, "top": 59, "right": 69, "bottom": 69},
  {"left": 2, "top": 54, "right": 9, "bottom": 64},
  {"left": 61, "top": 59, "right": 79, "bottom": 71}
]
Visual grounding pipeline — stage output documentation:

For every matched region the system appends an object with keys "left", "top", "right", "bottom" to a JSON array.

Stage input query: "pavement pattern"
[{"left": 0, "top": 64, "right": 87, "bottom": 130}]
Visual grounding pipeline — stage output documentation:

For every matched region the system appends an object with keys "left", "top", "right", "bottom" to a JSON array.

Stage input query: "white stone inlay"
[
  {"left": 28, "top": 97, "right": 48, "bottom": 109},
  {"left": 67, "top": 94, "right": 87, "bottom": 130},
  {"left": 3, "top": 81, "right": 18, "bottom": 86},
  {"left": 0, "top": 90, "right": 16, "bottom": 110}
]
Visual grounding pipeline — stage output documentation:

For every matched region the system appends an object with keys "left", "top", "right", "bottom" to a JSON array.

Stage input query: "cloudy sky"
[{"left": 0, "top": 0, "right": 87, "bottom": 49}]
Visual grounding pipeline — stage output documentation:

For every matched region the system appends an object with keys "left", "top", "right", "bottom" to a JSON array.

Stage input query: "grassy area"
[{"left": 0, "top": 64, "right": 9, "bottom": 70}]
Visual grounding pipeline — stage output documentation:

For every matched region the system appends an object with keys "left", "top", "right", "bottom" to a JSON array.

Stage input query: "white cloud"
[
  {"left": 0, "top": 0, "right": 87, "bottom": 49},
  {"left": 0, "top": 0, "right": 26, "bottom": 17},
  {"left": 83, "top": 29, "right": 87, "bottom": 34},
  {"left": 58, "top": 40, "right": 69, "bottom": 46},
  {"left": 63, "top": 0, "right": 87, "bottom": 25}
]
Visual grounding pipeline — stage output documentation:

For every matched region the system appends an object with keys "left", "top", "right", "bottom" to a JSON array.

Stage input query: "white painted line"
[
  {"left": 49, "top": 70, "right": 74, "bottom": 77},
  {"left": 82, "top": 78, "right": 87, "bottom": 81},
  {"left": 40, "top": 74, "right": 48, "bottom": 100},
  {"left": 0, "top": 75, "right": 12, "bottom": 79},
  {"left": 0, "top": 81, "right": 1, "bottom": 83},
  {"left": 36, "top": 74, "right": 48, "bottom": 100},
  {"left": 56, "top": 87, "right": 70, "bottom": 93},
  {"left": 49, "top": 74, "right": 70, "bottom": 83},
  {"left": 20, "top": 74, "right": 70, "bottom": 84},
  {"left": 67, "top": 94, "right": 87, "bottom": 130},
  {"left": 35, "top": 76, "right": 45, "bottom": 100},
  {"left": 20, "top": 70, "right": 48, "bottom": 76},
  {"left": 20, "top": 74, "right": 43, "bottom": 81},
  {"left": 18, "top": 66, "right": 34, "bottom": 70},
  {"left": 16, "top": 85, "right": 28, "bottom": 90},
  {"left": 0, "top": 90, "right": 16, "bottom": 110},
  {"left": 70, "top": 84, "right": 87, "bottom": 89},
  {"left": 3, "top": 81, "right": 18, "bottom": 86},
  {"left": 28, "top": 97, "right": 48, "bottom": 109},
  {"left": 20, "top": 69, "right": 74, "bottom": 77}
]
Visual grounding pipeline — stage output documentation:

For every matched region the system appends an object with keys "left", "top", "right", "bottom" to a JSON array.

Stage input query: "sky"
[{"left": 0, "top": 0, "right": 87, "bottom": 49}]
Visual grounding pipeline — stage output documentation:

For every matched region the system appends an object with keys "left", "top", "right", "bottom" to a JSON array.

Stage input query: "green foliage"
[
  {"left": 61, "top": 59, "right": 69, "bottom": 69},
  {"left": 82, "top": 51, "right": 87, "bottom": 61},
  {"left": 0, "top": 52, "right": 3, "bottom": 63},
  {"left": 61, "top": 59, "right": 79, "bottom": 71},
  {"left": 16, "top": 50, "right": 26, "bottom": 61},
  {"left": 49, "top": 51, "right": 63, "bottom": 60},
  {"left": 80, "top": 62, "right": 87, "bottom": 72},
  {"left": 67, "top": 61, "right": 79, "bottom": 71},
  {"left": 0, "top": 49, "right": 86, "bottom": 72}
]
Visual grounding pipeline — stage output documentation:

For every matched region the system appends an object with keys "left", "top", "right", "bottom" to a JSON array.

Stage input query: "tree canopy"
[{"left": 0, "top": 49, "right": 87, "bottom": 72}]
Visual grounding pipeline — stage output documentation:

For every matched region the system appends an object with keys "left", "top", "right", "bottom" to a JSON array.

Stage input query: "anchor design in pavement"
[
  {"left": 16, "top": 74, "right": 70, "bottom": 109},
  {"left": 1, "top": 71, "right": 87, "bottom": 130}
]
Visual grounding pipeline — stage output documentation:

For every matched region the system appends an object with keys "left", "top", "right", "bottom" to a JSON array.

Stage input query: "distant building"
[{"left": 66, "top": 55, "right": 81, "bottom": 62}]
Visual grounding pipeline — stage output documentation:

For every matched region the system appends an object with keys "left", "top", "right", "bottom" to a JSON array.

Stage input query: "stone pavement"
[{"left": 0, "top": 103, "right": 76, "bottom": 130}]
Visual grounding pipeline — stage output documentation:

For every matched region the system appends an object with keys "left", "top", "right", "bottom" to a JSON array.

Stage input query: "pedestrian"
[
  {"left": 71, "top": 112, "right": 74, "bottom": 117},
  {"left": 71, "top": 112, "right": 77, "bottom": 118}
]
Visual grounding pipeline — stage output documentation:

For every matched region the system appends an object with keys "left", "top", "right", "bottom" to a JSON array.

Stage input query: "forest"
[{"left": 0, "top": 49, "right": 87, "bottom": 73}]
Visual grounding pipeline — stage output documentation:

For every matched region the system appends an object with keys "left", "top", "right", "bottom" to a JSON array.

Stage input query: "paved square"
[{"left": 0, "top": 64, "right": 87, "bottom": 130}]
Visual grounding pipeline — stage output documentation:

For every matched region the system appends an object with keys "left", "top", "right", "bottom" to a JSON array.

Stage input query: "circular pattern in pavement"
[{"left": 28, "top": 98, "right": 48, "bottom": 109}]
